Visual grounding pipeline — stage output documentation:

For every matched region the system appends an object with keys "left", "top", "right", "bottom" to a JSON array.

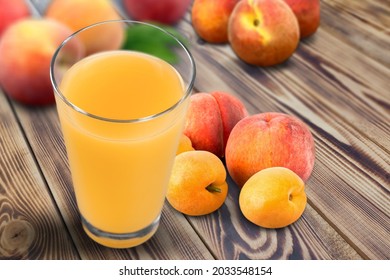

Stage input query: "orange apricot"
[
  {"left": 167, "top": 150, "right": 228, "bottom": 216},
  {"left": 239, "top": 167, "right": 307, "bottom": 228},
  {"left": 176, "top": 134, "right": 195, "bottom": 155}
]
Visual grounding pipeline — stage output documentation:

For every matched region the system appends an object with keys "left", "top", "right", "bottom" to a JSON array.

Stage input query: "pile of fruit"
[
  {"left": 191, "top": 0, "right": 320, "bottom": 66},
  {"left": 0, "top": 0, "right": 320, "bottom": 104},
  {"left": 1, "top": 0, "right": 317, "bottom": 229},
  {"left": 0, "top": 0, "right": 124, "bottom": 105},
  {"left": 168, "top": 91, "right": 315, "bottom": 229}
]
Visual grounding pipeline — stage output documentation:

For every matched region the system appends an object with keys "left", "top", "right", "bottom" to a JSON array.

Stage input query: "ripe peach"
[
  {"left": 191, "top": 0, "right": 240, "bottom": 43},
  {"left": 123, "top": 0, "right": 192, "bottom": 25},
  {"left": 225, "top": 112, "right": 315, "bottom": 187},
  {"left": 228, "top": 0, "right": 300, "bottom": 66},
  {"left": 284, "top": 0, "right": 320, "bottom": 38},
  {"left": 183, "top": 91, "right": 248, "bottom": 157},
  {"left": 0, "top": 18, "right": 84, "bottom": 106},
  {"left": 239, "top": 167, "right": 307, "bottom": 228},
  {"left": 0, "top": 0, "right": 30, "bottom": 37},
  {"left": 166, "top": 150, "right": 228, "bottom": 216},
  {"left": 45, "top": 0, "right": 124, "bottom": 55}
]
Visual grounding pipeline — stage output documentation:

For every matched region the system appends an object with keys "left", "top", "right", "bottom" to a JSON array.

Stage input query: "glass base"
[{"left": 81, "top": 215, "right": 160, "bottom": 249}]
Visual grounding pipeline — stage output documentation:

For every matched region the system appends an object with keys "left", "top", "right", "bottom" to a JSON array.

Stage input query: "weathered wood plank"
[
  {"left": 177, "top": 18, "right": 389, "bottom": 178},
  {"left": 14, "top": 0, "right": 214, "bottom": 259},
  {"left": 15, "top": 0, "right": 389, "bottom": 260},
  {"left": 12, "top": 104, "right": 214, "bottom": 260},
  {"left": 321, "top": 0, "right": 390, "bottom": 67},
  {"left": 175, "top": 11, "right": 389, "bottom": 259},
  {"left": 185, "top": 174, "right": 362, "bottom": 260},
  {"left": 26, "top": 0, "right": 51, "bottom": 14},
  {"left": 0, "top": 90, "right": 79, "bottom": 259},
  {"left": 322, "top": 0, "right": 390, "bottom": 32}
]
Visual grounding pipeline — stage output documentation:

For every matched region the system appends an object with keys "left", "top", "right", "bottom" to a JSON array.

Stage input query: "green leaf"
[{"left": 121, "top": 23, "right": 189, "bottom": 64}]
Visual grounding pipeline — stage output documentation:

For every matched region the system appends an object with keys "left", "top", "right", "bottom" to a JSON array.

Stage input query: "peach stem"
[{"left": 206, "top": 185, "right": 221, "bottom": 193}]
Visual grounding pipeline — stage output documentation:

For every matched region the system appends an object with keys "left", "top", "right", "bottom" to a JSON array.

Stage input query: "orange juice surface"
[{"left": 56, "top": 50, "right": 188, "bottom": 245}]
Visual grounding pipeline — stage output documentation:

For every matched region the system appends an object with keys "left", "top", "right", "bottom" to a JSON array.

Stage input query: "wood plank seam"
[{"left": 2, "top": 90, "right": 81, "bottom": 259}]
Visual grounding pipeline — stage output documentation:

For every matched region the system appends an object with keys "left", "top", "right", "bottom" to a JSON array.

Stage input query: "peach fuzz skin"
[
  {"left": 45, "top": 0, "right": 123, "bottom": 55},
  {"left": 183, "top": 91, "right": 248, "bottom": 158},
  {"left": 0, "top": 0, "right": 30, "bottom": 37},
  {"left": 0, "top": 19, "right": 84, "bottom": 106},
  {"left": 192, "top": 0, "right": 240, "bottom": 43},
  {"left": 284, "top": 0, "right": 320, "bottom": 38},
  {"left": 225, "top": 112, "right": 315, "bottom": 188},
  {"left": 228, "top": 0, "right": 299, "bottom": 66}
]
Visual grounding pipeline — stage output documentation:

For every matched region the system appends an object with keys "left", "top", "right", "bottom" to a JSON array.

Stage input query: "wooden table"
[{"left": 0, "top": 0, "right": 389, "bottom": 260}]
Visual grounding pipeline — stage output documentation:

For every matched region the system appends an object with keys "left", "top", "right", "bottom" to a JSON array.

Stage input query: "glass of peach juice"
[{"left": 50, "top": 20, "right": 196, "bottom": 248}]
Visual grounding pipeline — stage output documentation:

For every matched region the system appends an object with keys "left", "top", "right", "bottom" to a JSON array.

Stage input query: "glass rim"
[{"left": 50, "top": 19, "right": 196, "bottom": 124}]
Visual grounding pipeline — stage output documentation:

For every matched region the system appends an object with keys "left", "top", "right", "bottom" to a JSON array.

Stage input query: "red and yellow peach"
[
  {"left": 184, "top": 91, "right": 248, "bottom": 157},
  {"left": 225, "top": 112, "right": 315, "bottom": 187},
  {"left": 192, "top": 0, "right": 240, "bottom": 43},
  {"left": 0, "top": 0, "right": 30, "bottom": 37},
  {"left": 228, "top": 0, "right": 300, "bottom": 66},
  {"left": 284, "top": 0, "right": 320, "bottom": 38},
  {"left": 0, "top": 18, "right": 84, "bottom": 105},
  {"left": 45, "top": 0, "right": 124, "bottom": 55}
]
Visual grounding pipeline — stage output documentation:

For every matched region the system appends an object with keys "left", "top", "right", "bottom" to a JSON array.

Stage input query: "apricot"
[
  {"left": 45, "top": 0, "right": 124, "bottom": 55},
  {"left": 239, "top": 167, "right": 307, "bottom": 228},
  {"left": 183, "top": 91, "right": 248, "bottom": 157},
  {"left": 166, "top": 151, "right": 228, "bottom": 216},
  {"left": 225, "top": 112, "right": 315, "bottom": 187},
  {"left": 176, "top": 134, "right": 195, "bottom": 155}
]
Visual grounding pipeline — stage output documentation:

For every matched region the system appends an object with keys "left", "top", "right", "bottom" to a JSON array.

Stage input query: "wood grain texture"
[
  {"left": 174, "top": 2, "right": 389, "bottom": 259},
  {"left": 13, "top": 0, "right": 213, "bottom": 260},
  {"left": 321, "top": 0, "right": 390, "bottom": 67},
  {"left": 186, "top": 175, "right": 362, "bottom": 260},
  {"left": 0, "top": 91, "right": 78, "bottom": 259},
  {"left": 12, "top": 104, "right": 214, "bottom": 260},
  {"left": 0, "top": 0, "right": 388, "bottom": 260}
]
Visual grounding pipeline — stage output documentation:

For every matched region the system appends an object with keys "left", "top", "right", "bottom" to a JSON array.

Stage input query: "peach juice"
[{"left": 51, "top": 21, "right": 195, "bottom": 248}]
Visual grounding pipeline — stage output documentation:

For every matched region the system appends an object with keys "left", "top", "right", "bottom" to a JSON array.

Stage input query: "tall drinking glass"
[{"left": 50, "top": 20, "right": 195, "bottom": 248}]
